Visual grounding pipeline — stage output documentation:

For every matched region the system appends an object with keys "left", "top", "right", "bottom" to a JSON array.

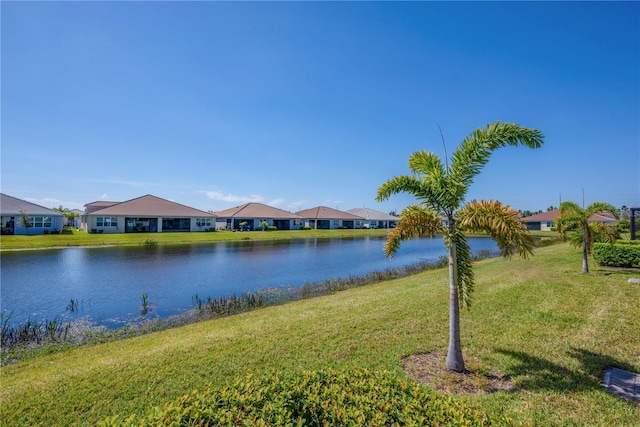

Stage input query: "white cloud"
[
  {"left": 268, "top": 198, "right": 283, "bottom": 207},
  {"left": 100, "top": 193, "right": 109, "bottom": 200},
  {"left": 205, "top": 191, "right": 264, "bottom": 203}
]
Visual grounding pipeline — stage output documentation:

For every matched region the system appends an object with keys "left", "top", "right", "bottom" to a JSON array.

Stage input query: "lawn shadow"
[
  {"left": 592, "top": 267, "right": 640, "bottom": 276},
  {"left": 495, "top": 347, "right": 638, "bottom": 393}
]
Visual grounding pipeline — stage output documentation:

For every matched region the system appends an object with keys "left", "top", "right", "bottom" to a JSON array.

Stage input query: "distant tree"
[
  {"left": 376, "top": 121, "right": 543, "bottom": 372},
  {"left": 258, "top": 221, "right": 269, "bottom": 231},
  {"left": 556, "top": 201, "right": 619, "bottom": 273},
  {"left": 547, "top": 205, "right": 557, "bottom": 211},
  {"left": 388, "top": 210, "right": 397, "bottom": 216},
  {"left": 19, "top": 210, "right": 32, "bottom": 235},
  {"left": 518, "top": 209, "right": 542, "bottom": 217},
  {"left": 66, "top": 211, "right": 79, "bottom": 228},
  {"left": 53, "top": 205, "right": 78, "bottom": 227},
  {"left": 620, "top": 205, "right": 630, "bottom": 220}
]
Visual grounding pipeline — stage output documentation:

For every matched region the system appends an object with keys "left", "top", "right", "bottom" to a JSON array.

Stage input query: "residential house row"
[
  {"left": 1, "top": 193, "right": 621, "bottom": 236},
  {"left": 0, "top": 193, "right": 399, "bottom": 235}
]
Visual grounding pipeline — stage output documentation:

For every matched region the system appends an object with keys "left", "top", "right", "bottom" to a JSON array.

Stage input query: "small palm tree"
[
  {"left": 376, "top": 121, "right": 544, "bottom": 372},
  {"left": 555, "top": 201, "right": 619, "bottom": 274},
  {"left": 19, "top": 210, "right": 32, "bottom": 235}
]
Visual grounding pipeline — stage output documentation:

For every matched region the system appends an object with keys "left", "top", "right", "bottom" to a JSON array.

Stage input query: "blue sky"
[{"left": 2, "top": 1, "right": 638, "bottom": 214}]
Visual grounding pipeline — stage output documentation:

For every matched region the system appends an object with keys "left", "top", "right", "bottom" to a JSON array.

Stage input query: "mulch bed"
[{"left": 402, "top": 351, "right": 517, "bottom": 395}]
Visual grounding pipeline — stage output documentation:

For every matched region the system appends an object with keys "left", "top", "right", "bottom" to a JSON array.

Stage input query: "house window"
[
  {"left": 30, "top": 217, "right": 52, "bottom": 228},
  {"left": 125, "top": 218, "right": 158, "bottom": 233},
  {"left": 196, "top": 218, "right": 211, "bottom": 227},
  {"left": 97, "top": 217, "right": 118, "bottom": 227},
  {"left": 546, "top": 221, "right": 553, "bottom": 228},
  {"left": 293, "top": 219, "right": 302, "bottom": 227},
  {"left": 355, "top": 220, "right": 362, "bottom": 228},
  {"left": 332, "top": 220, "right": 339, "bottom": 228},
  {"left": 162, "top": 218, "right": 190, "bottom": 231}
]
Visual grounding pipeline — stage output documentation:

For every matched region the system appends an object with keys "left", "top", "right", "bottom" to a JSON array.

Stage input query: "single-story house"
[
  {"left": 296, "top": 206, "right": 365, "bottom": 229},
  {"left": 520, "top": 209, "right": 618, "bottom": 231},
  {"left": 213, "top": 203, "right": 306, "bottom": 231},
  {"left": 346, "top": 207, "right": 398, "bottom": 229},
  {"left": 82, "top": 194, "right": 216, "bottom": 233},
  {"left": 1, "top": 193, "right": 65, "bottom": 235},
  {"left": 520, "top": 210, "right": 559, "bottom": 231}
]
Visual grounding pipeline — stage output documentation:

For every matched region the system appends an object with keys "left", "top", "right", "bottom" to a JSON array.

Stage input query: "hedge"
[
  {"left": 99, "top": 368, "right": 503, "bottom": 426},
  {"left": 592, "top": 242, "right": 640, "bottom": 268}
]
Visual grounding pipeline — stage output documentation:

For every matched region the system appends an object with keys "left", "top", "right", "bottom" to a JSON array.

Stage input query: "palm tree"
[
  {"left": 555, "top": 201, "right": 619, "bottom": 274},
  {"left": 376, "top": 121, "right": 544, "bottom": 372}
]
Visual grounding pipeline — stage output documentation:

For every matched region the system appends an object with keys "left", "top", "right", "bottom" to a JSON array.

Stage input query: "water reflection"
[{"left": 1, "top": 236, "right": 498, "bottom": 328}]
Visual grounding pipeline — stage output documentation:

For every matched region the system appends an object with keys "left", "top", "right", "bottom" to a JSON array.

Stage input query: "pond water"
[{"left": 1, "top": 236, "right": 499, "bottom": 328}]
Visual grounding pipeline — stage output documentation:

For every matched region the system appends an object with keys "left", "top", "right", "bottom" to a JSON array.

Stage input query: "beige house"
[
  {"left": 346, "top": 207, "right": 398, "bottom": 229},
  {"left": 520, "top": 209, "right": 618, "bottom": 231},
  {"left": 213, "top": 203, "right": 305, "bottom": 231},
  {"left": 82, "top": 194, "right": 216, "bottom": 233},
  {"left": 296, "top": 206, "right": 365, "bottom": 229}
]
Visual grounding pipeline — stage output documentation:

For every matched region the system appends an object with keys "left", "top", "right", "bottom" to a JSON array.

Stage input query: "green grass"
[
  {"left": 0, "top": 227, "right": 392, "bottom": 250},
  {"left": 1, "top": 243, "right": 638, "bottom": 425},
  {"left": 0, "top": 228, "right": 560, "bottom": 251}
]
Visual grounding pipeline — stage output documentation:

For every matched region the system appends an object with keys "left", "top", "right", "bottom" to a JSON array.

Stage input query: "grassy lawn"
[
  {"left": 0, "top": 228, "right": 560, "bottom": 251},
  {"left": 0, "top": 227, "right": 392, "bottom": 250},
  {"left": 1, "top": 243, "right": 637, "bottom": 425}
]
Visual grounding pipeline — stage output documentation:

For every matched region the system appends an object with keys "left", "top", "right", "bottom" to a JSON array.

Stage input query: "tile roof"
[
  {"left": 588, "top": 213, "right": 618, "bottom": 223},
  {"left": 296, "top": 206, "right": 365, "bottom": 220},
  {"left": 346, "top": 207, "right": 398, "bottom": 221},
  {"left": 85, "top": 195, "right": 215, "bottom": 217},
  {"left": 214, "top": 203, "right": 304, "bottom": 219},
  {"left": 84, "top": 201, "right": 121, "bottom": 214},
  {"left": 519, "top": 209, "right": 560, "bottom": 222},
  {"left": 520, "top": 209, "right": 618, "bottom": 223},
  {"left": 0, "top": 193, "right": 63, "bottom": 216}
]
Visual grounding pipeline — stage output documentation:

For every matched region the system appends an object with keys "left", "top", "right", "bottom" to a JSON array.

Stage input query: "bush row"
[
  {"left": 99, "top": 368, "right": 502, "bottom": 426},
  {"left": 592, "top": 241, "right": 640, "bottom": 268}
]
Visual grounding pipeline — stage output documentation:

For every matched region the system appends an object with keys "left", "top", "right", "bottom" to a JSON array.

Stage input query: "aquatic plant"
[
  {"left": 140, "top": 293, "right": 149, "bottom": 317},
  {"left": 142, "top": 238, "right": 157, "bottom": 247},
  {"left": 1, "top": 255, "right": 471, "bottom": 366},
  {"left": 66, "top": 299, "right": 79, "bottom": 313}
]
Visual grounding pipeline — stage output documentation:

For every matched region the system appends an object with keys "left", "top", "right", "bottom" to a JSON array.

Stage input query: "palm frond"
[
  {"left": 585, "top": 202, "right": 619, "bottom": 219},
  {"left": 558, "top": 201, "right": 620, "bottom": 246},
  {"left": 560, "top": 201, "right": 583, "bottom": 216},
  {"left": 448, "top": 122, "right": 544, "bottom": 206},
  {"left": 457, "top": 200, "right": 535, "bottom": 259},
  {"left": 376, "top": 175, "right": 428, "bottom": 202},
  {"left": 408, "top": 150, "right": 446, "bottom": 178},
  {"left": 587, "top": 221, "right": 619, "bottom": 252},
  {"left": 383, "top": 205, "right": 444, "bottom": 258}
]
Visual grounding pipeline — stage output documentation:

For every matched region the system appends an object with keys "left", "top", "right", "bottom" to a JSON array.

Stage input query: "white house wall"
[
  {"left": 84, "top": 216, "right": 214, "bottom": 233},
  {"left": 215, "top": 218, "right": 303, "bottom": 231}
]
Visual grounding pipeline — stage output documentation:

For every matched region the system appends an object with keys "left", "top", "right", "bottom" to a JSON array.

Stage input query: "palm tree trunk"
[
  {"left": 582, "top": 232, "right": 589, "bottom": 274},
  {"left": 446, "top": 222, "right": 465, "bottom": 372}
]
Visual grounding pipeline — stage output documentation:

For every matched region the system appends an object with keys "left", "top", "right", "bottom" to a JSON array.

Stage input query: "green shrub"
[
  {"left": 99, "top": 368, "right": 501, "bottom": 426},
  {"left": 592, "top": 242, "right": 640, "bottom": 268},
  {"left": 302, "top": 226, "right": 312, "bottom": 230},
  {"left": 267, "top": 226, "right": 278, "bottom": 231}
]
